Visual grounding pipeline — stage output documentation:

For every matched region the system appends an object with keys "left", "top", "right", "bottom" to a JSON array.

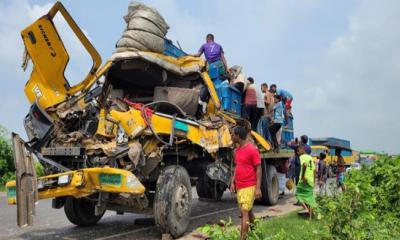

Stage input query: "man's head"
[
  {"left": 206, "top": 33, "right": 214, "bottom": 42},
  {"left": 232, "top": 125, "right": 248, "bottom": 144},
  {"left": 270, "top": 84, "right": 277, "bottom": 93},
  {"left": 300, "top": 135, "right": 308, "bottom": 144},
  {"left": 335, "top": 149, "right": 342, "bottom": 156},
  {"left": 319, "top": 152, "right": 326, "bottom": 160},
  {"left": 261, "top": 83, "right": 268, "bottom": 93},
  {"left": 247, "top": 77, "right": 254, "bottom": 84}
]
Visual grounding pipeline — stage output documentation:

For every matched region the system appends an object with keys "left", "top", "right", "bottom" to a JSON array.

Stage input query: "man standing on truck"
[
  {"left": 260, "top": 83, "right": 274, "bottom": 142},
  {"left": 243, "top": 77, "right": 258, "bottom": 131},
  {"left": 230, "top": 126, "right": 262, "bottom": 240},
  {"left": 195, "top": 33, "right": 229, "bottom": 77},
  {"left": 269, "top": 84, "right": 293, "bottom": 129}
]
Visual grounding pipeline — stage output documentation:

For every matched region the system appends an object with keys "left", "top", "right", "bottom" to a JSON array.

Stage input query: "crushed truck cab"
[{"left": 8, "top": 2, "right": 290, "bottom": 238}]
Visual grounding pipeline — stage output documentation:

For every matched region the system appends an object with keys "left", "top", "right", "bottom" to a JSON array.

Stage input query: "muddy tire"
[
  {"left": 154, "top": 165, "right": 192, "bottom": 238},
  {"left": 196, "top": 174, "right": 225, "bottom": 201},
  {"left": 259, "top": 162, "right": 279, "bottom": 205},
  {"left": 64, "top": 197, "right": 104, "bottom": 227}
]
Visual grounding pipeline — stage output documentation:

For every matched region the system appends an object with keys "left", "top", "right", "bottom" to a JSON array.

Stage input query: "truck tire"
[
  {"left": 259, "top": 162, "right": 279, "bottom": 205},
  {"left": 64, "top": 197, "right": 105, "bottom": 227},
  {"left": 154, "top": 165, "right": 192, "bottom": 238},
  {"left": 196, "top": 174, "right": 225, "bottom": 201}
]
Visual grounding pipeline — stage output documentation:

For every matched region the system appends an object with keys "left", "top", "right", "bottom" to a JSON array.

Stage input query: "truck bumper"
[{"left": 6, "top": 167, "right": 145, "bottom": 205}]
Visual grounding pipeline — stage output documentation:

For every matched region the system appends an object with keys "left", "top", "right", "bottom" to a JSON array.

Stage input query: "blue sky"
[{"left": 1, "top": 0, "right": 399, "bottom": 154}]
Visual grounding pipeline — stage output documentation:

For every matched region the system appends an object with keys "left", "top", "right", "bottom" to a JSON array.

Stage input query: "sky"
[{"left": 0, "top": 0, "right": 399, "bottom": 154}]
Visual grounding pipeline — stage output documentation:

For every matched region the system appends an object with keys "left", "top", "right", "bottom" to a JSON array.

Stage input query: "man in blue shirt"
[
  {"left": 269, "top": 95, "right": 284, "bottom": 152},
  {"left": 195, "top": 34, "right": 228, "bottom": 77},
  {"left": 270, "top": 84, "right": 293, "bottom": 129}
]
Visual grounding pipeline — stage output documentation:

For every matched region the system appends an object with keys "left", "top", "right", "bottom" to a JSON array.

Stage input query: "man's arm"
[
  {"left": 230, "top": 167, "right": 236, "bottom": 193},
  {"left": 193, "top": 45, "right": 204, "bottom": 57},
  {"left": 301, "top": 162, "right": 307, "bottom": 183},
  {"left": 255, "top": 164, "right": 262, "bottom": 199}
]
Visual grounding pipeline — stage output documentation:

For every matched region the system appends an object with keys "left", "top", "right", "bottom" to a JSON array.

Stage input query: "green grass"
[
  {"left": 0, "top": 185, "right": 5, "bottom": 192},
  {"left": 249, "top": 212, "right": 331, "bottom": 240},
  {"left": 198, "top": 212, "right": 331, "bottom": 240}
]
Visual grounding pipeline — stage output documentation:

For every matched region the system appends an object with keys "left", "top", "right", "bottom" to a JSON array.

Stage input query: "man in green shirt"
[{"left": 295, "top": 145, "right": 316, "bottom": 219}]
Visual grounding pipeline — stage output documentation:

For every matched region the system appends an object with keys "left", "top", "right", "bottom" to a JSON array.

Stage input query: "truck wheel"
[
  {"left": 154, "top": 165, "right": 192, "bottom": 238},
  {"left": 259, "top": 162, "right": 279, "bottom": 205},
  {"left": 196, "top": 174, "right": 225, "bottom": 201},
  {"left": 64, "top": 197, "right": 105, "bottom": 227}
]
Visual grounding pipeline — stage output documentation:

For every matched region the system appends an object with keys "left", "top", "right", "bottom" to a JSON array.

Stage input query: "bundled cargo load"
[{"left": 114, "top": 1, "right": 169, "bottom": 53}]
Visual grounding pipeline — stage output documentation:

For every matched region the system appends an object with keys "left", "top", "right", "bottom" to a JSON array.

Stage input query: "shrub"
[{"left": 316, "top": 156, "right": 400, "bottom": 240}]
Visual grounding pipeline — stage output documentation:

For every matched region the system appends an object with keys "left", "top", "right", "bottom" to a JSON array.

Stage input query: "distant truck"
[{"left": 310, "top": 137, "right": 356, "bottom": 168}]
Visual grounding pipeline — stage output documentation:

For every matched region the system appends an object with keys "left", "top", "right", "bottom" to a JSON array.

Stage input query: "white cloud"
[
  {"left": 296, "top": 0, "right": 400, "bottom": 154},
  {"left": 0, "top": 0, "right": 92, "bottom": 136}
]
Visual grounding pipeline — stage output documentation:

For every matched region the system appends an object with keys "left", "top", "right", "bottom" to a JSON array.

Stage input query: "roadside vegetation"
[
  {"left": 198, "top": 155, "right": 400, "bottom": 239},
  {"left": 0, "top": 126, "right": 15, "bottom": 186},
  {"left": 0, "top": 125, "right": 44, "bottom": 190}
]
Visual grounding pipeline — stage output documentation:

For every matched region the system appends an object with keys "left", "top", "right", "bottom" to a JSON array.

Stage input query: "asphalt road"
[{"left": 0, "top": 188, "right": 297, "bottom": 240}]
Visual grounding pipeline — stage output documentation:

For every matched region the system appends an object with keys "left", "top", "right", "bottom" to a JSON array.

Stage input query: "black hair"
[
  {"left": 335, "top": 149, "right": 342, "bottom": 155},
  {"left": 261, "top": 83, "right": 268, "bottom": 88},
  {"left": 270, "top": 84, "right": 277, "bottom": 89},
  {"left": 300, "top": 135, "right": 308, "bottom": 144},
  {"left": 206, "top": 33, "right": 214, "bottom": 41},
  {"left": 274, "top": 95, "right": 282, "bottom": 101},
  {"left": 319, "top": 152, "right": 326, "bottom": 160},
  {"left": 233, "top": 126, "right": 248, "bottom": 140},
  {"left": 247, "top": 77, "right": 254, "bottom": 84}
]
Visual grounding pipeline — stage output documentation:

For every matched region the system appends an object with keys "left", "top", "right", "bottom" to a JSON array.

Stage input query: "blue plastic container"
[
  {"left": 216, "top": 81, "right": 242, "bottom": 115},
  {"left": 163, "top": 39, "right": 186, "bottom": 58},
  {"left": 281, "top": 116, "right": 294, "bottom": 144}
]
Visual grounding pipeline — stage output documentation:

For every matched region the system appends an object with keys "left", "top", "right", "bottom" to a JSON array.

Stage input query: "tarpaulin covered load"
[{"left": 114, "top": 2, "right": 169, "bottom": 54}]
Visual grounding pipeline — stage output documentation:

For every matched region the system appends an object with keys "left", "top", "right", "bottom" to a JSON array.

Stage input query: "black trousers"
[
  {"left": 243, "top": 104, "right": 258, "bottom": 131},
  {"left": 269, "top": 123, "right": 282, "bottom": 149}
]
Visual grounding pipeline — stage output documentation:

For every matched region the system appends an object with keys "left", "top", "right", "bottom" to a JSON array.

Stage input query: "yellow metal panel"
[
  {"left": 110, "top": 109, "right": 146, "bottom": 138},
  {"left": 251, "top": 131, "right": 272, "bottom": 152},
  {"left": 22, "top": 2, "right": 102, "bottom": 109},
  {"left": 22, "top": 17, "right": 69, "bottom": 108},
  {"left": 96, "top": 109, "right": 118, "bottom": 138},
  {"left": 6, "top": 167, "right": 145, "bottom": 205},
  {"left": 201, "top": 71, "right": 221, "bottom": 109}
]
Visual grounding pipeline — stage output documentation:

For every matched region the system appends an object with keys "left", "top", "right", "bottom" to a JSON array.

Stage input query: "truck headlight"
[
  {"left": 58, "top": 174, "right": 71, "bottom": 186},
  {"left": 126, "top": 174, "right": 142, "bottom": 188}
]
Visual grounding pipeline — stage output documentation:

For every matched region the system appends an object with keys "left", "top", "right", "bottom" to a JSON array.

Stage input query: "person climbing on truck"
[
  {"left": 195, "top": 33, "right": 229, "bottom": 78},
  {"left": 243, "top": 77, "right": 258, "bottom": 131},
  {"left": 230, "top": 125, "right": 262, "bottom": 240},
  {"left": 269, "top": 95, "right": 284, "bottom": 152},
  {"left": 259, "top": 83, "right": 274, "bottom": 142},
  {"left": 269, "top": 84, "right": 293, "bottom": 129}
]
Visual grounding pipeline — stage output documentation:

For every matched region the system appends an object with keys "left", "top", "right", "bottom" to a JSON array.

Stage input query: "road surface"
[{"left": 0, "top": 188, "right": 300, "bottom": 240}]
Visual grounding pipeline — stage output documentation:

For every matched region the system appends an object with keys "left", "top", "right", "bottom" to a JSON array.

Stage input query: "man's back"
[{"left": 199, "top": 41, "right": 223, "bottom": 63}]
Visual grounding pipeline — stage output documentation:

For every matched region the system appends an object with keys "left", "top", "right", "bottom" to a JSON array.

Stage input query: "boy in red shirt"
[{"left": 230, "top": 126, "right": 262, "bottom": 240}]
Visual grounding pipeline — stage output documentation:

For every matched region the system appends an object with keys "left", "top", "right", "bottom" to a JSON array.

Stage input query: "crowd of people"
[
  {"left": 195, "top": 34, "right": 293, "bottom": 153},
  {"left": 195, "top": 33, "right": 346, "bottom": 239}
]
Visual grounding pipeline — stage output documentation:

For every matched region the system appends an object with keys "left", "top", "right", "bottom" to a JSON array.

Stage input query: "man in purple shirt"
[{"left": 195, "top": 34, "right": 228, "bottom": 76}]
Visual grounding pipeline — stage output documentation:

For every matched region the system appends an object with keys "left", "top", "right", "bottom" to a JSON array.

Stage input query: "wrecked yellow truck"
[{"left": 6, "top": 2, "right": 291, "bottom": 237}]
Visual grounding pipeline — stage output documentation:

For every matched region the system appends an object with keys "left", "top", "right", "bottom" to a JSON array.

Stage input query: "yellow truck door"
[{"left": 22, "top": 2, "right": 101, "bottom": 109}]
